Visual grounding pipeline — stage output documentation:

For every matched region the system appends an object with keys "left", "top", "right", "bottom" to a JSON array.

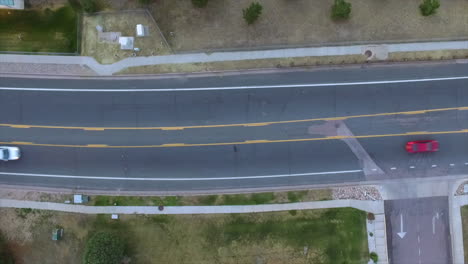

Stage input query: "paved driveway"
[{"left": 385, "top": 197, "right": 452, "bottom": 264}]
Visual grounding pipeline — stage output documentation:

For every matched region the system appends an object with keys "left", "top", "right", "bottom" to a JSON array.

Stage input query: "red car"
[{"left": 405, "top": 140, "right": 439, "bottom": 153}]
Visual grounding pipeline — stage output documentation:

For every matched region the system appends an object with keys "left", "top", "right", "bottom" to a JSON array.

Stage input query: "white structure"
[
  {"left": 0, "top": 0, "right": 24, "bottom": 9},
  {"left": 136, "top": 24, "right": 148, "bottom": 37},
  {"left": 73, "top": 194, "right": 89, "bottom": 204},
  {"left": 119, "top": 36, "right": 134, "bottom": 50}
]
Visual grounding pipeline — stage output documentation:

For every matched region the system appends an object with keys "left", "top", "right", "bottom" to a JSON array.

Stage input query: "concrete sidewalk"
[
  {"left": 0, "top": 198, "right": 383, "bottom": 215},
  {"left": 1, "top": 40, "right": 468, "bottom": 76}
]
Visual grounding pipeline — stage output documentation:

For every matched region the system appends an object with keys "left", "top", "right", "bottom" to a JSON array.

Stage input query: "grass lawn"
[
  {"left": 91, "top": 189, "right": 332, "bottom": 206},
  {"left": 0, "top": 207, "right": 368, "bottom": 264},
  {"left": 0, "top": 5, "right": 78, "bottom": 53},
  {"left": 460, "top": 205, "right": 468, "bottom": 261}
]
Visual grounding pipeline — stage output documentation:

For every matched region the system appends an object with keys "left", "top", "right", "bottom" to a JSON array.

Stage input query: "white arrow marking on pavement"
[
  {"left": 433, "top": 212, "right": 440, "bottom": 234},
  {"left": 397, "top": 214, "right": 407, "bottom": 239}
]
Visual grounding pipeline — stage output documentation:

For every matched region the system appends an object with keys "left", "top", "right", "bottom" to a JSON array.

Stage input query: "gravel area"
[
  {"left": 0, "top": 187, "right": 72, "bottom": 202},
  {"left": 0, "top": 62, "right": 97, "bottom": 76},
  {"left": 332, "top": 186, "right": 382, "bottom": 201}
]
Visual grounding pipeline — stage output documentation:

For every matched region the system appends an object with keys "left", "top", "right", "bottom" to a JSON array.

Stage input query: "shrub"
[
  {"left": 192, "top": 0, "right": 209, "bottom": 8},
  {"left": 243, "top": 2, "right": 263, "bottom": 25},
  {"left": 419, "top": 0, "right": 440, "bottom": 16},
  {"left": 139, "top": 0, "right": 153, "bottom": 4},
  {"left": 370, "top": 252, "right": 378, "bottom": 263},
  {"left": 0, "top": 234, "right": 14, "bottom": 264},
  {"left": 367, "top": 212, "right": 375, "bottom": 221},
  {"left": 331, "top": 0, "right": 351, "bottom": 20},
  {"left": 83, "top": 231, "right": 124, "bottom": 264},
  {"left": 81, "top": 0, "right": 97, "bottom": 13}
]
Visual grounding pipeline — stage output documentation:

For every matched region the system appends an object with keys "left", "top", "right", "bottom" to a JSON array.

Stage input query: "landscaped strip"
[{"left": 90, "top": 189, "right": 332, "bottom": 206}]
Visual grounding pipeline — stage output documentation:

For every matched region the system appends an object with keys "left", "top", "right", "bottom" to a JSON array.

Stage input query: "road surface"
[{"left": 1, "top": 63, "right": 468, "bottom": 191}]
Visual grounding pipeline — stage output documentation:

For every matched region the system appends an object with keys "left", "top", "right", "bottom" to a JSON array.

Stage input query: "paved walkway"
[
  {"left": 367, "top": 213, "right": 389, "bottom": 264},
  {"left": 1, "top": 40, "right": 468, "bottom": 76},
  {"left": 0, "top": 198, "right": 383, "bottom": 214}
]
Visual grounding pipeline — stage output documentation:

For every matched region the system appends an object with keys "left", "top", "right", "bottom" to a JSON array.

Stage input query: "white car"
[{"left": 0, "top": 146, "right": 21, "bottom": 161}]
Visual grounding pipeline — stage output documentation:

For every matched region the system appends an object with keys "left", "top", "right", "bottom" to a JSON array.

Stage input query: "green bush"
[
  {"left": 80, "top": 0, "right": 97, "bottom": 13},
  {"left": 192, "top": 0, "right": 209, "bottom": 8},
  {"left": 243, "top": 2, "right": 263, "bottom": 25},
  {"left": 419, "top": 0, "right": 440, "bottom": 16},
  {"left": 370, "top": 252, "right": 378, "bottom": 263},
  {"left": 83, "top": 231, "right": 124, "bottom": 264},
  {"left": 331, "top": 0, "right": 351, "bottom": 20},
  {"left": 139, "top": 0, "right": 153, "bottom": 4},
  {"left": 0, "top": 234, "right": 14, "bottom": 264}
]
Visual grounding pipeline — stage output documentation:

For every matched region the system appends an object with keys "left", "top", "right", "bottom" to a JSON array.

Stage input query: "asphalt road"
[
  {"left": 385, "top": 197, "right": 452, "bottom": 264},
  {"left": 1, "top": 63, "right": 468, "bottom": 191}
]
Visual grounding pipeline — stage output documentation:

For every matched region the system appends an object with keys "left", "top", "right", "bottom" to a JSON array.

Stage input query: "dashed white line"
[
  {"left": 410, "top": 166, "right": 416, "bottom": 169},
  {"left": 0, "top": 169, "right": 363, "bottom": 181},
  {"left": 432, "top": 165, "right": 438, "bottom": 168},
  {"left": 390, "top": 167, "right": 397, "bottom": 170},
  {"left": 450, "top": 164, "right": 455, "bottom": 167}
]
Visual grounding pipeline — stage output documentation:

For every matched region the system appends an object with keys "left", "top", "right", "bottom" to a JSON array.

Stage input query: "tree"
[
  {"left": 83, "top": 232, "right": 124, "bottom": 264},
  {"left": 0, "top": 235, "right": 14, "bottom": 264},
  {"left": 331, "top": 0, "right": 351, "bottom": 21},
  {"left": 419, "top": 0, "right": 440, "bottom": 16},
  {"left": 243, "top": 2, "right": 263, "bottom": 25},
  {"left": 192, "top": 0, "right": 209, "bottom": 8},
  {"left": 81, "top": 0, "right": 98, "bottom": 13}
]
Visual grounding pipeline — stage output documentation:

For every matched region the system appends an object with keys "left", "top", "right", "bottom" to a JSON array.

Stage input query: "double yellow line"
[
  {"left": 3, "top": 129, "right": 468, "bottom": 148},
  {"left": 2, "top": 106, "right": 467, "bottom": 131}
]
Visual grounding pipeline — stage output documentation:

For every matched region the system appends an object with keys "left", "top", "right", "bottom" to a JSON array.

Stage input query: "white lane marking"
[
  {"left": 432, "top": 164, "right": 438, "bottom": 168},
  {"left": 0, "top": 169, "right": 362, "bottom": 181},
  {"left": 418, "top": 235, "right": 420, "bottom": 243},
  {"left": 450, "top": 163, "right": 455, "bottom": 167},
  {"left": 465, "top": 162, "right": 468, "bottom": 165},
  {"left": 397, "top": 214, "right": 407, "bottom": 239},
  {"left": 390, "top": 167, "right": 397, "bottom": 170},
  {"left": 2, "top": 76, "right": 468, "bottom": 92},
  {"left": 410, "top": 166, "right": 415, "bottom": 169},
  {"left": 419, "top": 248, "right": 421, "bottom": 256}
]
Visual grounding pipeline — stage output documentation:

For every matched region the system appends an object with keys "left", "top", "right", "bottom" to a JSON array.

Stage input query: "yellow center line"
[
  {"left": 1, "top": 129, "right": 467, "bottom": 148},
  {"left": 0, "top": 106, "right": 465, "bottom": 131}
]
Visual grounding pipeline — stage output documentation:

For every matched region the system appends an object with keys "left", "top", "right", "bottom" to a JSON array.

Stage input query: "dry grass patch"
[
  {"left": 0, "top": 207, "right": 368, "bottom": 264},
  {"left": 81, "top": 10, "right": 171, "bottom": 64},
  {"left": 150, "top": 0, "right": 468, "bottom": 52}
]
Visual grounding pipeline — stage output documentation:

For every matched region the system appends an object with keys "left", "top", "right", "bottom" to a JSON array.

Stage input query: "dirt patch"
[
  {"left": 0, "top": 208, "right": 90, "bottom": 264},
  {"left": 117, "top": 54, "right": 367, "bottom": 74},
  {"left": 81, "top": 10, "right": 171, "bottom": 64},
  {"left": 149, "top": 0, "right": 468, "bottom": 52},
  {"left": 0, "top": 188, "right": 71, "bottom": 202}
]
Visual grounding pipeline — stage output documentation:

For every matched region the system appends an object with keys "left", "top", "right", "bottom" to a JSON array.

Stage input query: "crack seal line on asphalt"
[
  {"left": 0, "top": 170, "right": 363, "bottom": 181},
  {"left": 0, "top": 106, "right": 466, "bottom": 131},
  {"left": 2, "top": 129, "right": 468, "bottom": 148},
  {"left": 2, "top": 75, "right": 468, "bottom": 92}
]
